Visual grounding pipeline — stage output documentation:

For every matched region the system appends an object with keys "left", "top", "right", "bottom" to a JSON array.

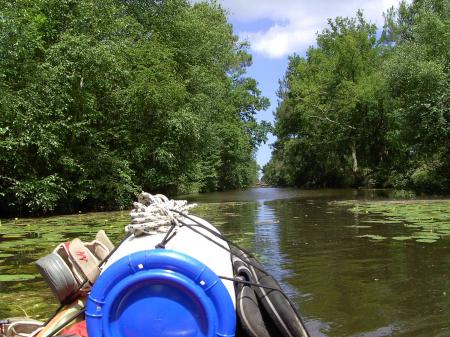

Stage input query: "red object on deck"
[{"left": 61, "top": 320, "right": 88, "bottom": 337}]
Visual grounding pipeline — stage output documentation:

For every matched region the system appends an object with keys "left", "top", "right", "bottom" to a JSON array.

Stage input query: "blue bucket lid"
[{"left": 86, "top": 249, "right": 236, "bottom": 337}]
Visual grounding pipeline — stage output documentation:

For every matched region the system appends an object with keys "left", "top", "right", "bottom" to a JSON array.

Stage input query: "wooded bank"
[
  {"left": 263, "top": 0, "right": 449, "bottom": 194},
  {"left": 0, "top": 0, "right": 270, "bottom": 215}
]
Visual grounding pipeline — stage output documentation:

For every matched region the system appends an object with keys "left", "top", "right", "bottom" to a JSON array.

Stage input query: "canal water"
[{"left": 0, "top": 188, "right": 449, "bottom": 337}]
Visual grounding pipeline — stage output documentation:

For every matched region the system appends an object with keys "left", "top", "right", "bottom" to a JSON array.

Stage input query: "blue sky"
[{"left": 219, "top": 0, "right": 403, "bottom": 168}]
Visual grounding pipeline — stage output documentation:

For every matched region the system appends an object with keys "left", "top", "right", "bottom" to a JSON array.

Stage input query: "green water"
[{"left": 1, "top": 188, "right": 449, "bottom": 336}]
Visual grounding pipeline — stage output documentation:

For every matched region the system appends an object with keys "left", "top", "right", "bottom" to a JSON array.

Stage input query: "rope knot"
[{"left": 126, "top": 192, "right": 197, "bottom": 237}]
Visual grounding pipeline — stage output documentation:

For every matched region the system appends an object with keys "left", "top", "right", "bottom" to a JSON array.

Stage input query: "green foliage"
[
  {"left": 382, "top": 0, "right": 450, "bottom": 192},
  {"left": 264, "top": 2, "right": 449, "bottom": 193},
  {"left": 0, "top": 0, "right": 268, "bottom": 215},
  {"left": 265, "top": 11, "right": 389, "bottom": 187}
]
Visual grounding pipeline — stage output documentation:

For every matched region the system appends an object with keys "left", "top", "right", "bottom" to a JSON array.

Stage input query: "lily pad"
[
  {"left": 344, "top": 225, "right": 372, "bottom": 229},
  {"left": 411, "top": 232, "right": 440, "bottom": 240},
  {"left": 0, "top": 253, "right": 14, "bottom": 258},
  {"left": 392, "top": 236, "right": 412, "bottom": 241},
  {"left": 356, "top": 234, "right": 386, "bottom": 240},
  {"left": 415, "top": 238, "right": 437, "bottom": 243},
  {"left": 1, "top": 234, "right": 27, "bottom": 239},
  {"left": 361, "top": 220, "right": 402, "bottom": 224},
  {"left": 404, "top": 224, "right": 422, "bottom": 228},
  {"left": 0, "top": 274, "right": 37, "bottom": 282}
]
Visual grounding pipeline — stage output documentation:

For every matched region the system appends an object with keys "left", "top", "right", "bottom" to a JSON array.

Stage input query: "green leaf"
[{"left": 0, "top": 274, "right": 37, "bottom": 282}]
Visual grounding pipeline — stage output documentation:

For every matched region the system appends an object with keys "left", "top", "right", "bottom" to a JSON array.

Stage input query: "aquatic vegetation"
[
  {"left": 356, "top": 234, "right": 386, "bottom": 241},
  {"left": 0, "top": 274, "right": 37, "bottom": 282},
  {"left": 0, "top": 253, "right": 14, "bottom": 258},
  {"left": 391, "top": 236, "right": 412, "bottom": 241},
  {"left": 360, "top": 220, "right": 403, "bottom": 224},
  {"left": 0, "top": 211, "right": 129, "bottom": 318},
  {"left": 415, "top": 238, "right": 437, "bottom": 243},
  {"left": 0, "top": 290, "right": 56, "bottom": 319},
  {"left": 333, "top": 200, "right": 450, "bottom": 243}
]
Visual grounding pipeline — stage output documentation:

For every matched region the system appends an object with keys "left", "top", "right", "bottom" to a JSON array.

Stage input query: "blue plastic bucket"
[{"left": 86, "top": 249, "right": 235, "bottom": 337}]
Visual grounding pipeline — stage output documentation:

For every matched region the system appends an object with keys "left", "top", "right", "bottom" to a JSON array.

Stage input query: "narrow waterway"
[{"left": 1, "top": 188, "right": 449, "bottom": 337}]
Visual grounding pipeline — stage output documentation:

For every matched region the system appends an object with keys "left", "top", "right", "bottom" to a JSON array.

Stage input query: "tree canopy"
[
  {"left": 0, "top": 0, "right": 269, "bottom": 215},
  {"left": 263, "top": 0, "right": 449, "bottom": 193}
]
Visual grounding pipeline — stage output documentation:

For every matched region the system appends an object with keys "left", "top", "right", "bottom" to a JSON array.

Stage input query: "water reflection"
[{"left": 254, "top": 200, "right": 297, "bottom": 296}]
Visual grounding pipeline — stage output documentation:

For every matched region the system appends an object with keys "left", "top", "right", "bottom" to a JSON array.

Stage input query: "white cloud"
[{"left": 221, "top": 0, "right": 403, "bottom": 58}]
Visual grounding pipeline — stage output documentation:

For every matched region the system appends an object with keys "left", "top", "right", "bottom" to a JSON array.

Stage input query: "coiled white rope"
[{"left": 125, "top": 192, "right": 197, "bottom": 236}]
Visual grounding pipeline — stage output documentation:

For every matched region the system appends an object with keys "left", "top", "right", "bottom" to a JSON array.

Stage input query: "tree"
[
  {"left": 382, "top": 0, "right": 449, "bottom": 192},
  {"left": 265, "top": 11, "right": 389, "bottom": 187}
]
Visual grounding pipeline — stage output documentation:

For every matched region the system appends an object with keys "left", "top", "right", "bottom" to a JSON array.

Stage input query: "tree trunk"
[{"left": 351, "top": 142, "right": 358, "bottom": 173}]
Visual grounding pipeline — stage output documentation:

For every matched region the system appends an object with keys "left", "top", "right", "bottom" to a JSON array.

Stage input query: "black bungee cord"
[
  {"left": 166, "top": 209, "right": 311, "bottom": 336},
  {"left": 170, "top": 210, "right": 256, "bottom": 258},
  {"left": 166, "top": 211, "right": 300, "bottom": 302}
]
